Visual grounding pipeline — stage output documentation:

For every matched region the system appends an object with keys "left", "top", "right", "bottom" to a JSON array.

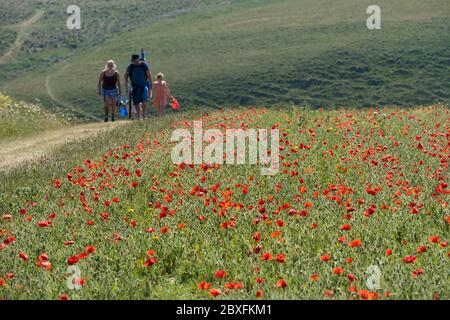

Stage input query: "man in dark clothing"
[{"left": 124, "top": 54, "right": 153, "bottom": 119}]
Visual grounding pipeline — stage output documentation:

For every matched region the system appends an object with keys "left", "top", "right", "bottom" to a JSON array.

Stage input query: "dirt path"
[
  {"left": 0, "top": 121, "right": 128, "bottom": 170},
  {"left": 0, "top": 9, "right": 44, "bottom": 64}
]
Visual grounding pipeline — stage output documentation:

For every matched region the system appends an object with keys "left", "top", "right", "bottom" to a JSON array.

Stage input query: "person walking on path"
[
  {"left": 98, "top": 60, "right": 121, "bottom": 122},
  {"left": 152, "top": 72, "right": 172, "bottom": 117},
  {"left": 124, "top": 54, "right": 152, "bottom": 120}
]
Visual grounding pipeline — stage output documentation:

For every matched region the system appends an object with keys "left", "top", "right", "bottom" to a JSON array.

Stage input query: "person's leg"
[
  {"left": 136, "top": 103, "right": 141, "bottom": 120},
  {"left": 162, "top": 99, "right": 167, "bottom": 116},
  {"left": 142, "top": 86, "right": 149, "bottom": 119},
  {"left": 111, "top": 97, "right": 117, "bottom": 121},
  {"left": 104, "top": 95, "right": 111, "bottom": 122},
  {"left": 142, "top": 101, "right": 147, "bottom": 119},
  {"left": 132, "top": 85, "right": 140, "bottom": 120}
]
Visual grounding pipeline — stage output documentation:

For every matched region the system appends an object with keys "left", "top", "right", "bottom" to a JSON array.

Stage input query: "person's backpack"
[{"left": 128, "top": 63, "right": 148, "bottom": 83}]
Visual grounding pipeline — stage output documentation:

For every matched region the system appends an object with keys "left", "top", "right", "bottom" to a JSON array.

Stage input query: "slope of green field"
[
  {"left": 0, "top": 93, "right": 67, "bottom": 141},
  {"left": 0, "top": 0, "right": 237, "bottom": 80},
  {"left": 1, "top": 0, "right": 449, "bottom": 116},
  {"left": 0, "top": 105, "right": 448, "bottom": 299}
]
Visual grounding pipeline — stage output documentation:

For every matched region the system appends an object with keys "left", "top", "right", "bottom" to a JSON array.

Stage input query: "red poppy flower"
[
  {"left": 209, "top": 288, "right": 221, "bottom": 297},
  {"left": 310, "top": 274, "right": 319, "bottom": 281},
  {"left": 224, "top": 282, "right": 243, "bottom": 289},
  {"left": 412, "top": 268, "right": 424, "bottom": 278},
  {"left": 160, "top": 226, "right": 169, "bottom": 234},
  {"left": 349, "top": 239, "right": 362, "bottom": 247},
  {"left": 276, "top": 279, "right": 288, "bottom": 288},
  {"left": 256, "top": 289, "right": 263, "bottom": 298},
  {"left": 53, "top": 179, "right": 61, "bottom": 188},
  {"left": 256, "top": 277, "right": 264, "bottom": 284},
  {"left": 37, "top": 253, "right": 52, "bottom": 271},
  {"left": 214, "top": 270, "right": 228, "bottom": 279},
  {"left": 252, "top": 232, "right": 261, "bottom": 242},
  {"left": 276, "top": 220, "right": 285, "bottom": 227},
  {"left": 3, "top": 236, "right": 16, "bottom": 245},
  {"left": 324, "top": 290, "right": 334, "bottom": 297},
  {"left": 85, "top": 246, "right": 96, "bottom": 254},
  {"left": 358, "top": 290, "right": 378, "bottom": 300},
  {"left": 37, "top": 221, "right": 51, "bottom": 228},
  {"left": 73, "top": 278, "right": 86, "bottom": 286},
  {"left": 60, "top": 293, "right": 69, "bottom": 300},
  {"left": 320, "top": 254, "right": 331, "bottom": 262},
  {"left": 197, "top": 281, "right": 211, "bottom": 290},
  {"left": 67, "top": 255, "right": 80, "bottom": 265},
  {"left": 19, "top": 252, "right": 29, "bottom": 261},
  {"left": 364, "top": 206, "right": 376, "bottom": 217},
  {"left": 304, "top": 202, "right": 313, "bottom": 208},
  {"left": 429, "top": 236, "right": 440, "bottom": 244},
  {"left": 276, "top": 254, "right": 286, "bottom": 263},
  {"left": 332, "top": 266, "right": 344, "bottom": 275},
  {"left": 144, "top": 257, "right": 157, "bottom": 267},
  {"left": 417, "top": 245, "right": 428, "bottom": 254},
  {"left": 403, "top": 255, "right": 417, "bottom": 264},
  {"left": 261, "top": 253, "right": 273, "bottom": 261},
  {"left": 386, "top": 248, "right": 393, "bottom": 256}
]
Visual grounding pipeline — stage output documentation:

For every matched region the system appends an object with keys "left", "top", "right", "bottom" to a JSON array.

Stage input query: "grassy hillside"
[
  {"left": 0, "top": 0, "right": 449, "bottom": 116},
  {"left": 0, "top": 105, "right": 448, "bottom": 299},
  {"left": 0, "top": 0, "right": 235, "bottom": 77},
  {"left": 0, "top": 93, "right": 67, "bottom": 141}
]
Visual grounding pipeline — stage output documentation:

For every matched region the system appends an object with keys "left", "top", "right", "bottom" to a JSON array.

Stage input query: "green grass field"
[
  {"left": 0, "top": 103, "right": 448, "bottom": 299},
  {"left": 0, "top": 0, "right": 449, "bottom": 116}
]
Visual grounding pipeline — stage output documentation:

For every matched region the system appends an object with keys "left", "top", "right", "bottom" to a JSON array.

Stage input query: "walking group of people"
[{"left": 97, "top": 53, "right": 172, "bottom": 122}]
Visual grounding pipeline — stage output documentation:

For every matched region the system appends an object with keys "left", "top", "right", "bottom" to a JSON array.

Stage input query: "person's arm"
[
  {"left": 147, "top": 70, "right": 153, "bottom": 98},
  {"left": 147, "top": 70, "right": 153, "bottom": 84},
  {"left": 98, "top": 72, "right": 104, "bottom": 96},
  {"left": 165, "top": 82, "right": 172, "bottom": 99},
  {"left": 124, "top": 67, "right": 129, "bottom": 93},
  {"left": 116, "top": 72, "right": 122, "bottom": 96}
]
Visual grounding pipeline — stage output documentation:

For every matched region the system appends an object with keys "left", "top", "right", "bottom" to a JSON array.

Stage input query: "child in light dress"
[{"left": 152, "top": 72, "right": 172, "bottom": 117}]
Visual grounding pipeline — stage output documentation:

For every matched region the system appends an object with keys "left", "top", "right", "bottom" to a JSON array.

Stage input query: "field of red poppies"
[{"left": 0, "top": 105, "right": 449, "bottom": 300}]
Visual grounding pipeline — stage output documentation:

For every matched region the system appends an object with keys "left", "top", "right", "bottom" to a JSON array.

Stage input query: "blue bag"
[{"left": 120, "top": 105, "right": 128, "bottom": 118}]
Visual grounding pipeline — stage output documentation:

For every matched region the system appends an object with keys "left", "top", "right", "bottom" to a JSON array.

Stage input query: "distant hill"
[{"left": 0, "top": 0, "right": 449, "bottom": 116}]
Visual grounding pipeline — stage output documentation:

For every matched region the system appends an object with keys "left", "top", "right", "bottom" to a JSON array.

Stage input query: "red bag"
[{"left": 171, "top": 97, "right": 180, "bottom": 110}]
